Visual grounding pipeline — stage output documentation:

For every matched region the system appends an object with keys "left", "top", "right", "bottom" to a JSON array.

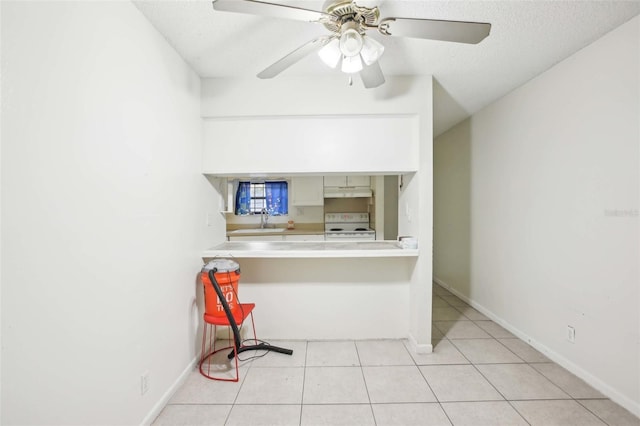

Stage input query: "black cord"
[
  {"left": 236, "top": 339, "right": 274, "bottom": 361},
  {"left": 227, "top": 273, "right": 279, "bottom": 361},
  {"left": 208, "top": 269, "right": 293, "bottom": 360}
]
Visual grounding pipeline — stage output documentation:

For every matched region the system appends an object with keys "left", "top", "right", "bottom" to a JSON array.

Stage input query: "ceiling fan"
[{"left": 211, "top": 0, "right": 491, "bottom": 89}]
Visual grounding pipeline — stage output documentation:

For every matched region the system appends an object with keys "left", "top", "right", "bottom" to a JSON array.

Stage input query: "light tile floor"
[{"left": 152, "top": 284, "right": 640, "bottom": 426}]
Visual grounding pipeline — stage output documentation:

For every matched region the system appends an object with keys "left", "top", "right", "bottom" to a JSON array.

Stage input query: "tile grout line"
[
  {"left": 437, "top": 287, "right": 601, "bottom": 424},
  {"left": 298, "top": 340, "right": 308, "bottom": 426},
  {"left": 436, "top": 295, "right": 534, "bottom": 425},
  {"left": 525, "top": 363, "right": 614, "bottom": 425},
  {"left": 224, "top": 354, "right": 250, "bottom": 426},
  {"left": 153, "top": 287, "right": 637, "bottom": 425},
  {"left": 574, "top": 399, "right": 614, "bottom": 426},
  {"left": 401, "top": 335, "right": 450, "bottom": 420},
  {"left": 415, "top": 355, "right": 455, "bottom": 426},
  {"left": 353, "top": 341, "right": 378, "bottom": 426},
  {"left": 423, "top": 317, "right": 472, "bottom": 425},
  {"left": 470, "top": 360, "right": 533, "bottom": 425}
]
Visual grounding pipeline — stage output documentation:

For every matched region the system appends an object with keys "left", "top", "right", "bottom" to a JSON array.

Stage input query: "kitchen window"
[{"left": 235, "top": 181, "right": 288, "bottom": 216}]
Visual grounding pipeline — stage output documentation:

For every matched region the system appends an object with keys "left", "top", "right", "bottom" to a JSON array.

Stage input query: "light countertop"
[
  {"left": 225, "top": 223, "right": 325, "bottom": 238},
  {"left": 202, "top": 240, "right": 419, "bottom": 259}
]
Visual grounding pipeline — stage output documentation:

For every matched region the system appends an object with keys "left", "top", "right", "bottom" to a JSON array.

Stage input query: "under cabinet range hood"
[
  {"left": 323, "top": 175, "right": 372, "bottom": 198},
  {"left": 323, "top": 186, "right": 373, "bottom": 198}
]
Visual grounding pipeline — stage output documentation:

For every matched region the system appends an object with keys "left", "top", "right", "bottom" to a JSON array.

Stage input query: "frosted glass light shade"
[
  {"left": 318, "top": 38, "right": 342, "bottom": 68},
  {"left": 341, "top": 54, "right": 363, "bottom": 73},
  {"left": 339, "top": 28, "right": 363, "bottom": 57},
  {"left": 360, "top": 36, "right": 385, "bottom": 65},
  {"left": 317, "top": 22, "right": 385, "bottom": 74}
]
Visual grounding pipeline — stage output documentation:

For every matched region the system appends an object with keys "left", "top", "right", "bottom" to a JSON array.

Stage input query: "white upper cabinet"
[
  {"left": 324, "top": 175, "right": 371, "bottom": 187},
  {"left": 290, "top": 176, "right": 324, "bottom": 206}
]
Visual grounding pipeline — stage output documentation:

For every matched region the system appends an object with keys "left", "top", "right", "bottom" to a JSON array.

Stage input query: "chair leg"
[
  {"left": 248, "top": 312, "right": 258, "bottom": 345},
  {"left": 198, "top": 312, "right": 260, "bottom": 382},
  {"left": 199, "top": 322, "right": 209, "bottom": 376},
  {"left": 199, "top": 322, "right": 217, "bottom": 379},
  {"left": 199, "top": 322, "right": 239, "bottom": 382}
]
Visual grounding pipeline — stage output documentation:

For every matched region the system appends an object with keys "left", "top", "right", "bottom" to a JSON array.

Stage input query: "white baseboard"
[
  {"left": 140, "top": 356, "right": 198, "bottom": 426},
  {"left": 433, "top": 276, "right": 640, "bottom": 418},
  {"left": 432, "top": 276, "right": 448, "bottom": 290},
  {"left": 408, "top": 333, "right": 433, "bottom": 354}
]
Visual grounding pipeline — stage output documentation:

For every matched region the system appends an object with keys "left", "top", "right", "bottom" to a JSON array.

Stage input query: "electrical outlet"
[
  {"left": 141, "top": 371, "right": 149, "bottom": 395},
  {"left": 566, "top": 326, "right": 576, "bottom": 343}
]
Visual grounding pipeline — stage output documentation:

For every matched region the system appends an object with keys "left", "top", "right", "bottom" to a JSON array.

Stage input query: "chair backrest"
[{"left": 207, "top": 269, "right": 242, "bottom": 353}]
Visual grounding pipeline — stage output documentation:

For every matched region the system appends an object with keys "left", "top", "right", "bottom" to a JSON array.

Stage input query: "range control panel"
[{"left": 325, "top": 213, "right": 369, "bottom": 223}]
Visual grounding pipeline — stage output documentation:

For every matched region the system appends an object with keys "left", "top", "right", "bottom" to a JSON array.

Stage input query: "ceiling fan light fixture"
[
  {"left": 360, "top": 35, "right": 385, "bottom": 65},
  {"left": 339, "top": 22, "right": 363, "bottom": 57},
  {"left": 213, "top": 0, "right": 491, "bottom": 89},
  {"left": 318, "top": 38, "right": 342, "bottom": 68},
  {"left": 341, "top": 54, "right": 363, "bottom": 73}
]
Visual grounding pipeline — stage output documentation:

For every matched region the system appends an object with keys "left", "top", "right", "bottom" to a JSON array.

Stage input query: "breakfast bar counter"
[
  {"left": 199, "top": 239, "right": 425, "bottom": 348},
  {"left": 202, "top": 240, "right": 419, "bottom": 260}
]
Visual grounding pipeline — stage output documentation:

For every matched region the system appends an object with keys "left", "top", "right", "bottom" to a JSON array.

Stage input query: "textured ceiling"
[{"left": 133, "top": 0, "right": 640, "bottom": 135}]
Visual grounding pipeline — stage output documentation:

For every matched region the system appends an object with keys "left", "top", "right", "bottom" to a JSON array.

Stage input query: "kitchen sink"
[{"left": 229, "top": 228, "right": 286, "bottom": 234}]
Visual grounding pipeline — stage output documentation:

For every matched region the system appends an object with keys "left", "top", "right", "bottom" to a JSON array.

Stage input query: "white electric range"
[{"left": 324, "top": 212, "right": 376, "bottom": 241}]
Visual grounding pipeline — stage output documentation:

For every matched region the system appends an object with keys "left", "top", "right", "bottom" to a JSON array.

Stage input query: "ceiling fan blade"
[
  {"left": 212, "top": 0, "right": 330, "bottom": 23},
  {"left": 379, "top": 17, "right": 491, "bottom": 44},
  {"left": 258, "top": 36, "right": 335, "bottom": 79},
  {"left": 359, "top": 60, "right": 385, "bottom": 89}
]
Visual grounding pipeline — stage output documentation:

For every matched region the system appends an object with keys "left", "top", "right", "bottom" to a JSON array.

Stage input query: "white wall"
[
  {"left": 434, "top": 16, "right": 639, "bottom": 415},
  {"left": 1, "top": 2, "right": 219, "bottom": 424},
  {"left": 201, "top": 76, "right": 434, "bottom": 352},
  {"left": 433, "top": 121, "right": 471, "bottom": 293}
]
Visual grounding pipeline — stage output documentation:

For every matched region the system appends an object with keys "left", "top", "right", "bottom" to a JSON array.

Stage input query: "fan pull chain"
[{"left": 348, "top": 75, "right": 353, "bottom": 86}]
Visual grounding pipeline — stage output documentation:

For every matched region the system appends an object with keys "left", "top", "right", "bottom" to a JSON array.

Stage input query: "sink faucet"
[{"left": 260, "top": 208, "right": 269, "bottom": 228}]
